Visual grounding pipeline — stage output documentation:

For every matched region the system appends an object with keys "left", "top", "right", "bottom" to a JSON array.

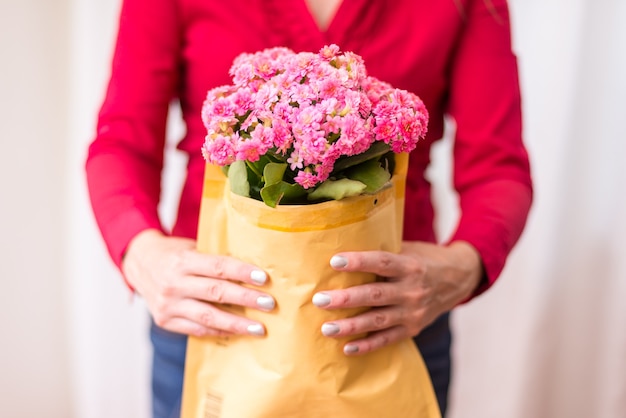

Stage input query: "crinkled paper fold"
[{"left": 181, "top": 154, "right": 440, "bottom": 418}]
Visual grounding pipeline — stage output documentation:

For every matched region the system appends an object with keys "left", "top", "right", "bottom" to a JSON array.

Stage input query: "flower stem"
[{"left": 245, "top": 160, "right": 263, "bottom": 179}]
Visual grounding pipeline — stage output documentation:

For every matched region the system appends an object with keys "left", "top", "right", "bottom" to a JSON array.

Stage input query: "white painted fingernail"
[
  {"left": 250, "top": 269, "right": 267, "bottom": 285},
  {"left": 256, "top": 295, "right": 275, "bottom": 310},
  {"left": 312, "top": 292, "right": 331, "bottom": 307},
  {"left": 344, "top": 344, "right": 359, "bottom": 354},
  {"left": 330, "top": 255, "right": 348, "bottom": 269},
  {"left": 321, "top": 323, "right": 340, "bottom": 336},
  {"left": 247, "top": 323, "right": 266, "bottom": 336}
]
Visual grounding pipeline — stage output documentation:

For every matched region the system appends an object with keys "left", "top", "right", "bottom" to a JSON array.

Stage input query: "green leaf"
[
  {"left": 245, "top": 159, "right": 264, "bottom": 179},
  {"left": 263, "top": 163, "right": 288, "bottom": 186},
  {"left": 346, "top": 158, "right": 391, "bottom": 193},
  {"left": 379, "top": 151, "right": 396, "bottom": 177},
  {"left": 245, "top": 157, "right": 271, "bottom": 200},
  {"left": 260, "top": 181, "right": 306, "bottom": 207},
  {"left": 307, "top": 178, "right": 367, "bottom": 201},
  {"left": 228, "top": 160, "right": 250, "bottom": 197},
  {"left": 331, "top": 142, "right": 391, "bottom": 174}
]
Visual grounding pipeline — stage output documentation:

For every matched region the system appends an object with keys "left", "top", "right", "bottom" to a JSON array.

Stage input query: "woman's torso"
[{"left": 172, "top": 0, "right": 466, "bottom": 242}]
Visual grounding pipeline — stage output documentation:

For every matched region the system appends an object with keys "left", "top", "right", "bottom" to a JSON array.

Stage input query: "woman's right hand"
[{"left": 121, "top": 229, "right": 275, "bottom": 337}]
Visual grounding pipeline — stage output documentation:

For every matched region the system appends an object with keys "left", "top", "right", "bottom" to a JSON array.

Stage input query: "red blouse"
[{"left": 86, "top": 0, "right": 532, "bottom": 292}]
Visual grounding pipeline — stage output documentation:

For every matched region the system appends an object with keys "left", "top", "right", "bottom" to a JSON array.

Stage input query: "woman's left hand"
[{"left": 312, "top": 241, "right": 484, "bottom": 356}]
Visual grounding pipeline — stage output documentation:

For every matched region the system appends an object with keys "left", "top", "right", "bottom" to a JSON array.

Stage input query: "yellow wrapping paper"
[{"left": 181, "top": 154, "right": 441, "bottom": 418}]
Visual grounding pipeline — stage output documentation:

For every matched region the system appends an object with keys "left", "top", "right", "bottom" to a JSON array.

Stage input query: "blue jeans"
[
  {"left": 150, "top": 313, "right": 451, "bottom": 418},
  {"left": 413, "top": 312, "right": 452, "bottom": 417}
]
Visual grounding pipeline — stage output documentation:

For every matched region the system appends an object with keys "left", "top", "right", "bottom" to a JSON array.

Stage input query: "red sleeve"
[
  {"left": 447, "top": 0, "right": 533, "bottom": 293},
  {"left": 85, "top": 0, "right": 181, "bottom": 270}
]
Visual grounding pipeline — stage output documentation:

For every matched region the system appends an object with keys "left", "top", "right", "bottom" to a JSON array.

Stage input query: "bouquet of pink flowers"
[
  {"left": 201, "top": 44, "right": 428, "bottom": 207},
  {"left": 182, "top": 46, "right": 441, "bottom": 418}
]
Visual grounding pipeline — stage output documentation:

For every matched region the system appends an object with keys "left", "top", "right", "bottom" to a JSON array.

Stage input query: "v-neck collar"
[
  {"left": 265, "top": 0, "right": 371, "bottom": 53},
  {"left": 300, "top": 0, "right": 346, "bottom": 36}
]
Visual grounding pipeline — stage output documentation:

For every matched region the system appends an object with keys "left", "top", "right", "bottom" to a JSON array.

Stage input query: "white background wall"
[
  {"left": 0, "top": 0, "right": 72, "bottom": 416},
  {"left": 448, "top": 2, "right": 626, "bottom": 417},
  {"left": 1, "top": 0, "right": 625, "bottom": 417}
]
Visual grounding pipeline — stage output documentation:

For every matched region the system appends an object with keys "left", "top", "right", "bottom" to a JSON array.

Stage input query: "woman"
[{"left": 86, "top": 0, "right": 532, "bottom": 416}]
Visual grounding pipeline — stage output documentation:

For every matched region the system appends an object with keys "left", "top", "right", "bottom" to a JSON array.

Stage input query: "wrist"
[
  {"left": 121, "top": 229, "right": 164, "bottom": 288},
  {"left": 446, "top": 240, "right": 485, "bottom": 301},
  {"left": 124, "top": 228, "right": 164, "bottom": 259}
]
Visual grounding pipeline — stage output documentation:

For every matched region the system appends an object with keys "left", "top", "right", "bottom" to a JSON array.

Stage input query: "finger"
[
  {"left": 170, "top": 299, "right": 267, "bottom": 337},
  {"left": 320, "top": 306, "right": 403, "bottom": 337},
  {"left": 179, "top": 251, "right": 269, "bottom": 286},
  {"left": 341, "top": 325, "right": 408, "bottom": 356},
  {"left": 312, "top": 281, "right": 399, "bottom": 309},
  {"left": 329, "top": 251, "right": 423, "bottom": 279},
  {"left": 180, "top": 276, "right": 276, "bottom": 311},
  {"left": 156, "top": 317, "right": 234, "bottom": 338}
]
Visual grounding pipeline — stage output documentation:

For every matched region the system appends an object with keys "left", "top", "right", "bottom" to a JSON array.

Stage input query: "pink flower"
[
  {"left": 299, "top": 132, "right": 328, "bottom": 167},
  {"left": 294, "top": 170, "right": 319, "bottom": 189},
  {"left": 288, "top": 83, "right": 317, "bottom": 107},
  {"left": 203, "top": 134, "right": 236, "bottom": 166},
  {"left": 287, "top": 149, "right": 303, "bottom": 171},
  {"left": 240, "top": 125, "right": 273, "bottom": 160},
  {"left": 231, "top": 88, "right": 254, "bottom": 114},
  {"left": 295, "top": 106, "right": 323, "bottom": 132},
  {"left": 230, "top": 62, "right": 255, "bottom": 87},
  {"left": 201, "top": 45, "right": 429, "bottom": 192},
  {"left": 362, "top": 77, "right": 394, "bottom": 105},
  {"left": 373, "top": 113, "right": 399, "bottom": 144},
  {"left": 255, "top": 82, "right": 281, "bottom": 110},
  {"left": 319, "top": 44, "right": 341, "bottom": 60},
  {"left": 335, "top": 114, "right": 372, "bottom": 155},
  {"left": 271, "top": 118, "right": 293, "bottom": 153},
  {"left": 323, "top": 114, "right": 342, "bottom": 136},
  {"left": 317, "top": 77, "right": 342, "bottom": 100}
]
